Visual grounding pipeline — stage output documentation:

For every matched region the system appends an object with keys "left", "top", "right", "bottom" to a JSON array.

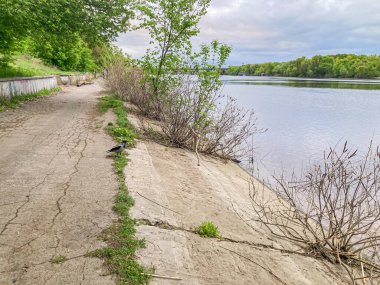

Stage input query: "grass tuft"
[
  {"left": 196, "top": 221, "right": 221, "bottom": 239},
  {"left": 51, "top": 255, "right": 67, "bottom": 264},
  {"left": 91, "top": 95, "right": 151, "bottom": 285},
  {"left": 0, "top": 87, "right": 61, "bottom": 112}
]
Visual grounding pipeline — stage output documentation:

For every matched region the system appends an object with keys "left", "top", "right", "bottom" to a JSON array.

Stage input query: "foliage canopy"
[
  {"left": 0, "top": 0, "right": 134, "bottom": 71},
  {"left": 138, "top": 0, "right": 211, "bottom": 95}
]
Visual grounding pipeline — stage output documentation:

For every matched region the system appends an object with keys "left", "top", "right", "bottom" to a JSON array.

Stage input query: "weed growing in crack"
[
  {"left": 100, "top": 96, "right": 137, "bottom": 145},
  {"left": 114, "top": 155, "right": 128, "bottom": 177},
  {"left": 196, "top": 221, "right": 221, "bottom": 239},
  {"left": 99, "top": 96, "right": 130, "bottom": 128},
  {"left": 51, "top": 255, "right": 67, "bottom": 264},
  {"left": 0, "top": 87, "right": 61, "bottom": 112},
  {"left": 112, "top": 127, "right": 135, "bottom": 143},
  {"left": 89, "top": 96, "right": 150, "bottom": 285},
  {"left": 99, "top": 96, "right": 123, "bottom": 114}
]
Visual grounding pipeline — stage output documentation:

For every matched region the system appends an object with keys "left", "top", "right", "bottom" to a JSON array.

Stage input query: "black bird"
[{"left": 107, "top": 140, "right": 128, "bottom": 155}]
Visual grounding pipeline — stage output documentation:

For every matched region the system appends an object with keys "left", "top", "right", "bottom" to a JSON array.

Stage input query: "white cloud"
[{"left": 116, "top": 0, "right": 380, "bottom": 65}]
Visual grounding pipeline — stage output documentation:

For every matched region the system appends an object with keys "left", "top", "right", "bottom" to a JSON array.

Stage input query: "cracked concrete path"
[
  {"left": 125, "top": 120, "right": 352, "bottom": 284},
  {"left": 0, "top": 82, "right": 117, "bottom": 285}
]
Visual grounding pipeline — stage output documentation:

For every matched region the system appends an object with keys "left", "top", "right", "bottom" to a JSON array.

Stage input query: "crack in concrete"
[
  {"left": 48, "top": 131, "right": 89, "bottom": 258},
  {"left": 136, "top": 219, "right": 196, "bottom": 234},
  {"left": 2, "top": 121, "right": 91, "bottom": 267},
  {"left": 0, "top": 171, "right": 55, "bottom": 236},
  {"left": 0, "top": 259, "right": 50, "bottom": 275},
  {"left": 51, "top": 132, "right": 89, "bottom": 226},
  {"left": 80, "top": 259, "right": 87, "bottom": 285},
  {"left": 219, "top": 245, "right": 290, "bottom": 285},
  {"left": 0, "top": 84, "right": 124, "bottom": 284},
  {"left": 57, "top": 122, "right": 84, "bottom": 159},
  {"left": 14, "top": 234, "right": 45, "bottom": 251},
  {"left": 0, "top": 251, "right": 88, "bottom": 279},
  {"left": 30, "top": 128, "right": 62, "bottom": 153},
  {"left": 52, "top": 235, "right": 61, "bottom": 256},
  {"left": 135, "top": 218, "right": 309, "bottom": 258}
]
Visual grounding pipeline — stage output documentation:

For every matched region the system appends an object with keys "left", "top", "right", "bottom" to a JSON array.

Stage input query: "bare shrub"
[
  {"left": 105, "top": 63, "right": 163, "bottom": 117},
  {"left": 250, "top": 142, "right": 380, "bottom": 283},
  {"left": 201, "top": 97, "right": 260, "bottom": 159},
  {"left": 158, "top": 79, "right": 195, "bottom": 146},
  {"left": 104, "top": 60, "right": 129, "bottom": 99},
  {"left": 156, "top": 76, "right": 262, "bottom": 160},
  {"left": 121, "top": 68, "right": 159, "bottom": 117}
]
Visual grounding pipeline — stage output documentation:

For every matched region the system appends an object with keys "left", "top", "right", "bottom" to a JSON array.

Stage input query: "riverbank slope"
[{"left": 125, "top": 118, "right": 351, "bottom": 284}]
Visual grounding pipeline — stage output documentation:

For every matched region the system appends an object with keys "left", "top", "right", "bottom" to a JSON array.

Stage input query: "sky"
[{"left": 116, "top": 0, "right": 380, "bottom": 66}]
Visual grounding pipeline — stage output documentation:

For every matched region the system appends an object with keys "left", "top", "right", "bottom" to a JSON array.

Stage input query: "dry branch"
[{"left": 250, "top": 142, "right": 380, "bottom": 284}]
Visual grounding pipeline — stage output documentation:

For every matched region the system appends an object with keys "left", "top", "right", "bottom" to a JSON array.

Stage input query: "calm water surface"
[{"left": 221, "top": 76, "right": 380, "bottom": 177}]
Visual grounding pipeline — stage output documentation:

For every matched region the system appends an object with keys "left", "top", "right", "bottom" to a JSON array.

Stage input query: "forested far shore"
[{"left": 226, "top": 54, "right": 380, "bottom": 79}]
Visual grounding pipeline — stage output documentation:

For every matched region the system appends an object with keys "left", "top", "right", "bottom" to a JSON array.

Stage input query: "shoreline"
[
  {"left": 222, "top": 75, "right": 380, "bottom": 84},
  {"left": 124, "top": 111, "right": 351, "bottom": 284}
]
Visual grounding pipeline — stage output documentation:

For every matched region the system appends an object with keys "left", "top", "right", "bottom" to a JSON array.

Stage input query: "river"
[{"left": 221, "top": 76, "right": 380, "bottom": 178}]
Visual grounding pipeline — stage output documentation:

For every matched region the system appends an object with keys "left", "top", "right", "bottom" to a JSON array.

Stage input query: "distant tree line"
[
  {"left": 0, "top": 0, "right": 134, "bottom": 71},
  {"left": 226, "top": 54, "right": 380, "bottom": 79}
]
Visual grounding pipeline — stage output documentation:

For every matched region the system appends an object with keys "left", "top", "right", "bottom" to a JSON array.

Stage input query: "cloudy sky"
[{"left": 116, "top": 0, "right": 380, "bottom": 65}]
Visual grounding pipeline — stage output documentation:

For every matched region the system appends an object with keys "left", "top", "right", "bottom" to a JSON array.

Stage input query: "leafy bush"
[
  {"left": 112, "top": 127, "right": 135, "bottom": 142},
  {"left": 0, "top": 54, "right": 74, "bottom": 78},
  {"left": 196, "top": 221, "right": 221, "bottom": 238},
  {"left": 0, "top": 0, "right": 134, "bottom": 69},
  {"left": 30, "top": 34, "right": 97, "bottom": 71}
]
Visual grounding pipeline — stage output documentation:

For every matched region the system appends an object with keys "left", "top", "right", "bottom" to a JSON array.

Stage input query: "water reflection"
[
  {"left": 221, "top": 76, "right": 380, "bottom": 179},
  {"left": 223, "top": 76, "right": 380, "bottom": 90}
]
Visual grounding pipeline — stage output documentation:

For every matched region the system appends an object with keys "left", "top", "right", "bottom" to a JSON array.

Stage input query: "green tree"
[
  {"left": 0, "top": 0, "right": 30, "bottom": 65},
  {"left": 30, "top": 0, "right": 134, "bottom": 46},
  {"left": 191, "top": 40, "right": 231, "bottom": 132},
  {"left": 30, "top": 33, "right": 96, "bottom": 71},
  {"left": 226, "top": 66, "right": 240, "bottom": 75},
  {"left": 0, "top": 0, "right": 134, "bottom": 69},
  {"left": 138, "top": 0, "right": 211, "bottom": 96}
]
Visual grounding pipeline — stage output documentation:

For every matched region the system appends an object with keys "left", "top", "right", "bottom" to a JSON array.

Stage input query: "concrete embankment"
[
  {"left": 0, "top": 73, "right": 97, "bottom": 99},
  {"left": 125, "top": 114, "right": 351, "bottom": 285}
]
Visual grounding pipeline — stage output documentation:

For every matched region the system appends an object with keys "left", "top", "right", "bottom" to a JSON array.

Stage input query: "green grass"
[
  {"left": 88, "top": 96, "right": 150, "bottom": 285},
  {"left": 51, "top": 255, "right": 67, "bottom": 264},
  {"left": 100, "top": 96, "right": 137, "bottom": 144},
  {"left": 0, "top": 54, "right": 77, "bottom": 78},
  {"left": 196, "top": 221, "right": 221, "bottom": 239},
  {"left": 0, "top": 87, "right": 61, "bottom": 112}
]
